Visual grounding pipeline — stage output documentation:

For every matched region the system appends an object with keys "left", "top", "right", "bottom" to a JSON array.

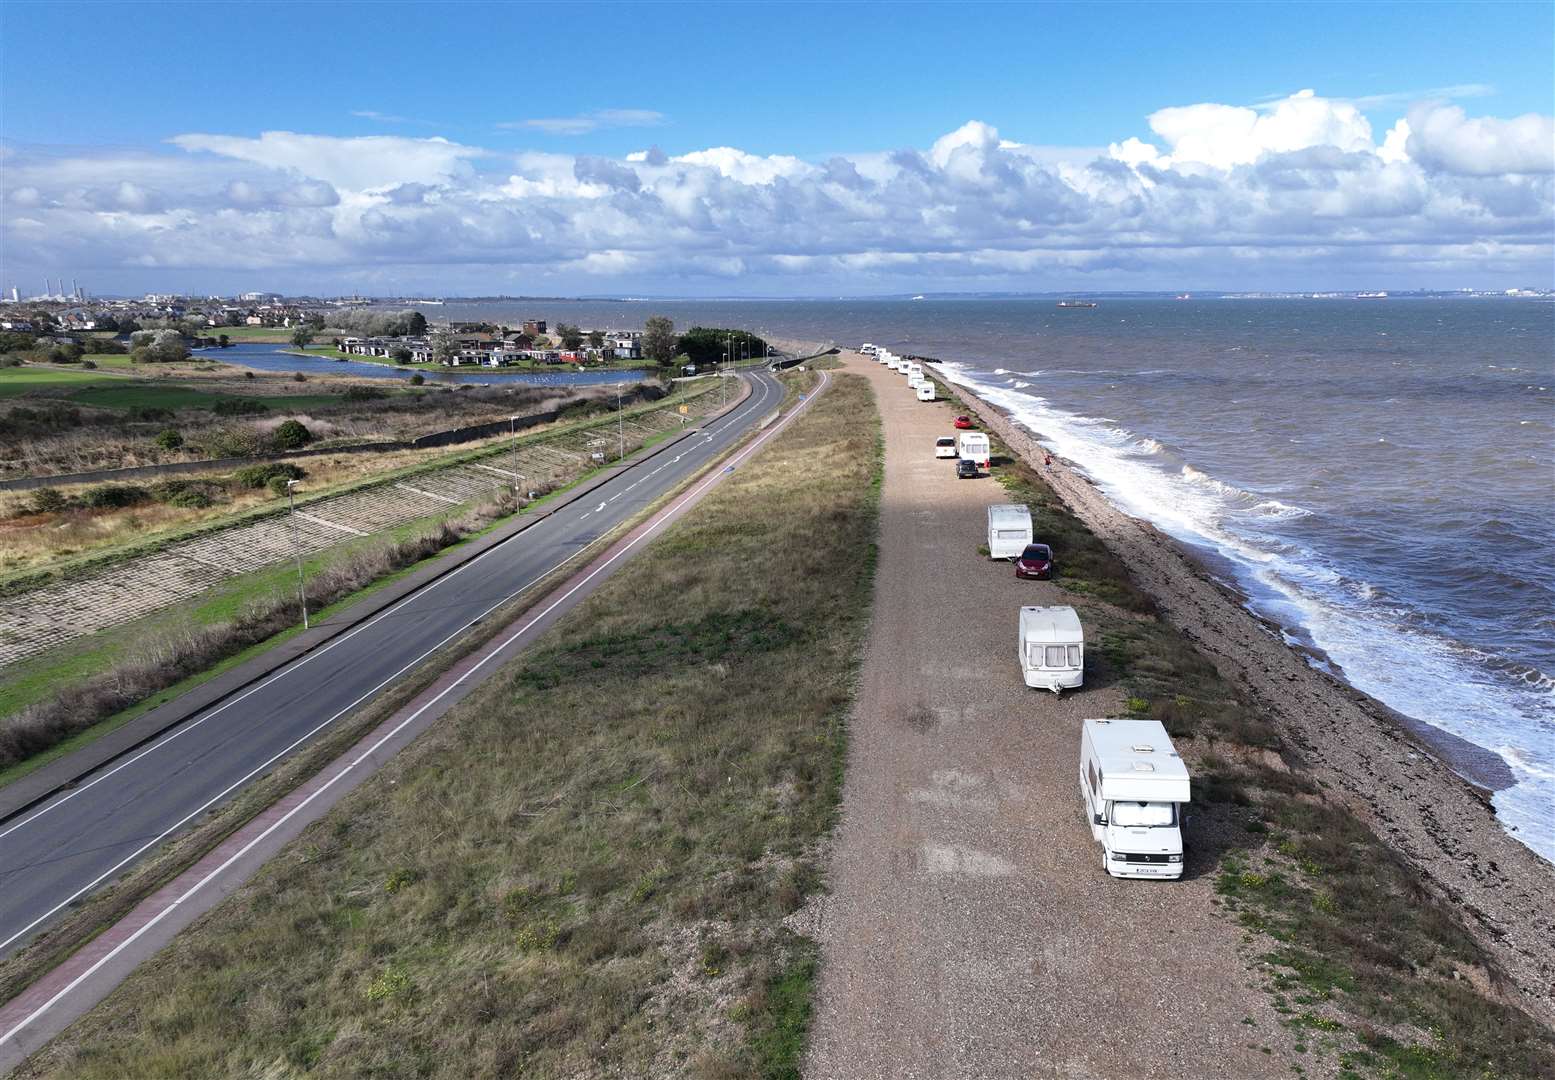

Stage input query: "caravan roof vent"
[
  {"left": 1131, "top": 761, "right": 1156, "bottom": 772},
  {"left": 1131, "top": 743, "right": 1155, "bottom": 753}
]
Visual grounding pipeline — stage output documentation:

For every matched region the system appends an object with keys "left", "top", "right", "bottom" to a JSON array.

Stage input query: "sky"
[{"left": 2, "top": 0, "right": 1553, "bottom": 297}]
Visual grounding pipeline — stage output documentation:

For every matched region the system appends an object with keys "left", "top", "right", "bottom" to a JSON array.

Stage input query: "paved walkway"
[
  {"left": 0, "top": 398, "right": 714, "bottom": 669},
  {"left": 803, "top": 356, "right": 1301, "bottom": 1079}
]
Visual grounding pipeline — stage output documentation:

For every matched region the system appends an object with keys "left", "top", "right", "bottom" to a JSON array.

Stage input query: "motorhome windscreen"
[{"left": 1111, "top": 802, "right": 1177, "bottom": 827}]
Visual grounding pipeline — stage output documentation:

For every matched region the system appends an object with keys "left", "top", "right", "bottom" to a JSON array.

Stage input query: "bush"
[
  {"left": 80, "top": 359, "right": 97, "bottom": 370},
  {"left": 292, "top": 372, "right": 307, "bottom": 383},
  {"left": 267, "top": 474, "right": 297, "bottom": 497},
  {"left": 244, "top": 371, "right": 255, "bottom": 380},
  {"left": 408, "top": 373, "right": 424, "bottom": 385},
  {"left": 29, "top": 487, "right": 67, "bottom": 514},
  {"left": 151, "top": 479, "right": 220, "bottom": 509},
  {"left": 126, "top": 406, "right": 174, "bottom": 423},
  {"left": 273, "top": 419, "right": 312, "bottom": 449},
  {"left": 155, "top": 429, "right": 184, "bottom": 450},
  {"left": 233, "top": 462, "right": 305, "bottom": 489},
  {"left": 342, "top": 386, "right": 385, "bottom": 402},
  {"left": 213, "top": 398, "right": 269, "bottom": 417},
  {"left": 80, "top": 484, "right": 150, "bottom": 510},
  {"left": 201, "top": 426, "right": 267, "bottom": 458}
]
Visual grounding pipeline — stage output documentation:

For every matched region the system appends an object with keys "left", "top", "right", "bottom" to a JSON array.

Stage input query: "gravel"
[{"left": 803, "top": 356, "right": 1307, "bottom": 1079}]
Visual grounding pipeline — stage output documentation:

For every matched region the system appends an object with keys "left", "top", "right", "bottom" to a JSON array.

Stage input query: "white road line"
[
  {"left": 0, "top": 374, "right": 780, "bottom": 898},
  {"left": 0, "top": 373, "right": 808, "bottom": 1047}
]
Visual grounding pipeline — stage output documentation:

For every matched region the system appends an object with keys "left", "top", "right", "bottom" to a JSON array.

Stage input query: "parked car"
[
  {"left": 953, "top": 415, "right": 974, "bottom": 429},
  {"left": 1015, "top": 543, "right": 1055, "bottom": 579},
  {"left": 934, "top": 436, "right": 958, "bottom": 458},
  {"left": 956, "top": 458, "right": 980, "bottom": 479}
]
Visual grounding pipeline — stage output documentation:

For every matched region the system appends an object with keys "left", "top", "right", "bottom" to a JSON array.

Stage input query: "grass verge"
[
  {"left": 18, "top": 371, "right": 881, "bottom": 1078},
  {"left": 987, "top": 453, "right": 1555, "bottom": 1079}
]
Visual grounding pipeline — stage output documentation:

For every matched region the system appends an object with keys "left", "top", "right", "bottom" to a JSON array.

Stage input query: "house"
[
  {"left": 522, "top": 319, "right": 547, "bottom": 336},
  {"left": 611, "top": 335, "right": 641, "bottom": 360}
]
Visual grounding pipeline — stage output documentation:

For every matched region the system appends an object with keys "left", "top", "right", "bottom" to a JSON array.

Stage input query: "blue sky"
[{"left": 3, "top": 1, "right": 1553, "bottom": 296}]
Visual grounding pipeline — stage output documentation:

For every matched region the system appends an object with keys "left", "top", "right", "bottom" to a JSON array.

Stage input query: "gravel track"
[{"left": 803, "top": 356, "right": 1305, "bottom": 1079}]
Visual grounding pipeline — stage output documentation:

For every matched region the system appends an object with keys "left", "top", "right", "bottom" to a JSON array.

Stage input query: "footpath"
[{"left": 802, "top": 355, "right": 1299, "bottom": 1078}]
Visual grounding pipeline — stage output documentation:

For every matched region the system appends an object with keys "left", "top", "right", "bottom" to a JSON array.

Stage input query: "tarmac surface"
[{"left": 0, "top": 371, "right": 781, "bottom": 963}]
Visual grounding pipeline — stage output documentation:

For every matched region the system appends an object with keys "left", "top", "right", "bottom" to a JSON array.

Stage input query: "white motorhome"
[
  {"left": 860, "top": 343, "right": 877, "bottom": 355},
  {"left": 916, "top": 382, "right": 936, "bottom": 402},
  {"left": 987, "top": 504, "right": 1033, "bottom": 558},
  {"left": 886, "top": 357, "right": 901, "bottom": 371},
  {"left": 1018, "top": 605, "right": 1083, "bottom": 692},
  {"left": 1080, "top": 719, "right": 1190, "bottom": 879},
  {"left": 956, "top": 431, "right": 991, "bottom": 467}
]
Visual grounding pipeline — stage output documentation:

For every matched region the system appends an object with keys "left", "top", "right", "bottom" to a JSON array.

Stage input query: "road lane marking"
[{"left": 0, "top": 375, "right": 785, "bottom": 952}]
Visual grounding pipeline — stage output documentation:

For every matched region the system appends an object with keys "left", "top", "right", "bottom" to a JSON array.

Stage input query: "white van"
[
  {"left": 916, "top": 382, "right": 936, "bottom": 402},
  {"left": 987, "top": 504, "right": 1033, "bottom": 558},
  {"left": 1018, "top": 605, "right": 1083, "bottom": 692},
  {"left": 860, "top": 343, "right": 877, "bottom": 356},
  {"left": 1080, "top": 719, "right": 1190, "bottom": 879},
  {"left": 956, "top": 431, "right": 990, "bottom": 468},
  {"left": 934, "top": 436, "right": 958, "bottom": 458}
]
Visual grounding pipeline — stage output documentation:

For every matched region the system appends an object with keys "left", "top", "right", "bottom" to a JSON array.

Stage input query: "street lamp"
[
  {"left": 510, "top": 415, "right": 521, "bottom": 494},
  {"left": 286, "top": 479, "right": 308, "bottom": 629},
  {"left": 615, "top": 383, "right": 625, "bottom": 461}
]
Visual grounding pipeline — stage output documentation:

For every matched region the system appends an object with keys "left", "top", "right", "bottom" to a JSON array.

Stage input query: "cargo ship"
[{"left": 1056, "top": 299, "right": 1098, "bottom": 308}]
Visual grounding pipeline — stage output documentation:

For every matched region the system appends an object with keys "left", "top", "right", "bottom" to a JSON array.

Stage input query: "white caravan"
[
  {"left": 916, "top": 382, "right": 936, "bottom": 402},
  {"left": 987, "top": 504, "right": 1033, "bottom": 558},
  {"left": 1080, "top": 719, "right": 1190, "bottom": 879},
  {"left": 860, "top": 343, "right": 877, "bottom": 355},
  {"left": 956, "top": 431, "right": 991, "bottom": 468},
  {"left": 886, "top": 357, "right": 901, "bottom": 371},
  {"left": 906, "top": 362, "right": 923, "bottom": 381},
  {"left": 907, "top": 371, "right": 924, "bottom": 389},
  {"left": 1018, "top": 605, "right": 1083, "bottom": 692}
]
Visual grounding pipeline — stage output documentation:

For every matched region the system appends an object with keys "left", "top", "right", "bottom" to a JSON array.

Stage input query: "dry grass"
[{"left": 20, "top": 372, "right": 882, "bottom": 1079}]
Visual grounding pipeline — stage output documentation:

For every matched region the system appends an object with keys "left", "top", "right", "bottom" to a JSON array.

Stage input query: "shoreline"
[{"left": 927, "top": 361, "right": 1555, "bottom": 1022}]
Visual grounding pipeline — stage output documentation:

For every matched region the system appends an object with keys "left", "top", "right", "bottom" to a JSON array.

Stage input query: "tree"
[
  {"left": 587, "top": 329, "right": 605, "bottom": 350},
  {"left": 409, "top": 373, "right": 425, "bottom": 385},
  {"left": 556, "top": 323, "right": 584, "bottom": 350},
  {"left": 643, "top": 315, "right": 677, "bottom": 366},
  {"left": 677, "top": 327, "right": 768, "bottom": 367},
  {"left": 390, "top": 345, "right": 413, "bottom": 364},
  {"left": 274, "top": 419, "right": 312, "bottom": 449},
  {"left": 291, "top": 327, "right": 314, "bottom": 349},
  {"left": 407, "top": 311, "right": 428, "bottom": 335},
  {"left": 429, "top": 329, "right": 458, "bottom": 365},
  {"left": 218, "top": 334, "right": 230, "bottom": 347}
]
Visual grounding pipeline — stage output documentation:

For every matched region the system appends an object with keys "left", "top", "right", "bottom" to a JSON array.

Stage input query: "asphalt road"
[{"left": 0, "top": 371, "right": 782, "bottom": 960}]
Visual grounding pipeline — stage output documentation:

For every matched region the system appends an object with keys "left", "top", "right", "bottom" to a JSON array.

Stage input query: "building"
[{"left": 522, "top": 319, "right": 547, "bottom": 336}]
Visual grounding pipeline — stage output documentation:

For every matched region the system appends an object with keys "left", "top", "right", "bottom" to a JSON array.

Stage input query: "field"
[
  {"left": 18, "top": 370, "right": 881, "bottom": 1079},
  {"left": 0, "top": 368, "right": 123, "bottom": 397}
]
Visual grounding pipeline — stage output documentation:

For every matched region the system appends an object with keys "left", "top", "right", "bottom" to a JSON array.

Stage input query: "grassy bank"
[
  {"left": 986, "top": 454, "right": 1554, "bottom": 1079},
  {"left": 20, "top": 371, "right": 880, "bottom": 1079}
]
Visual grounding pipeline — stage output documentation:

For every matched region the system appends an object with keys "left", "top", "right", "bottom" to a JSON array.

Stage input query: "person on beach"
[{"left": 1044, "top": 453, "right": 1053, "bottom": 469}]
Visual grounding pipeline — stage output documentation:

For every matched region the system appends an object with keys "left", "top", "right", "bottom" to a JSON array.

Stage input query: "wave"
[
  {"left": 1012, "top": 381, "right": 1032, "bottom": 389},
  {"left": 935, "top": 359, "right": 1555, "bottom": 861}
]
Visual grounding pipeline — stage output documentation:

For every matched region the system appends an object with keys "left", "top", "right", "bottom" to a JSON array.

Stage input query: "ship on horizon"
[{"left": 1056, "top": 299, "right": 1098, "bottom": 308}]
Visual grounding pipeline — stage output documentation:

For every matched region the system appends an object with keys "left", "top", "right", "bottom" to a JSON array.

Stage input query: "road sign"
[{"left": 678, "top": 405, "right": 689, "bottom": 414}]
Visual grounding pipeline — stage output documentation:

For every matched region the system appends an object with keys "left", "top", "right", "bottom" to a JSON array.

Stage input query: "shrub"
[
  {"left": 80, "top": 484, "right": 150, "bottom": 510},
  {"left": 292, "top": 372, "right": 307, "bottom": 383},
  {"left": 408, "top": 373, "right": 424, "bottom": 385},
  {"left": 243, "top": 371, "right": 255, "bottom": 380},
  {"left": 233, "top": 462, "right": 305, "bottom": 489},
  {"left": 342, "top": 386, "right": 384, "bottom": 402},
  {"left": 213, "top": 398, "right": 269, "bottom": 417},
  {"left": 79, "top": 359, "right": 97, "bottom": 369},
  {"left": 201, "top": 426, "right": 267, "bottom": 457},
  {"left": 127, "top": 406, "right": 174, "bottom": 423},
  {"left": 267, "top": 474, "right": 296, "bottom": 497},
  {"left": 273, "top": 419, "right": 312, "bottom": 449},
  {"left": 154, "top": 429, "right": 184, "bottom": 450},
  {"left": 151, "top": 480, "right": 221, "bottom": 509},
  {"left": 29, "top": 487, "right": 67, "bottom": 514}
]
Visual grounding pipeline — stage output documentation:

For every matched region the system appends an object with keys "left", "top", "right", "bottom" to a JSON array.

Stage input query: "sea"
[{"left": 422, "top": 297, "right": 1555, "bottom": 860}]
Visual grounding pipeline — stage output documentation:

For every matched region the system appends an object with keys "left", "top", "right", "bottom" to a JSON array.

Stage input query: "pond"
[{"left": 194, "top": 343, "right": 657, "bottom": 386}]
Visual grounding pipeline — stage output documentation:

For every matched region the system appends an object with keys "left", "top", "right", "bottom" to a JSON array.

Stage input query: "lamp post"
[
  {"left": 510, "top": 415, "right": 521, "bottom": 494},
  {"left": 616, "top": 383, "right": 625, "bottom": 461},
  {"left": 286, "top": 479, "right": 308, "bottom": 629}
]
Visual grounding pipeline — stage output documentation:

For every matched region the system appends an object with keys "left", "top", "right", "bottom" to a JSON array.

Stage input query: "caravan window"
[
  {"left": 1044, "top": 645, "right": 1065, "bottom": 667},
  {"left": 1110, "top": 802, "right": 1177, "bottom": 828},
  {"left": 1067, "top": 645, "right": 1082, "bottom": 668}
]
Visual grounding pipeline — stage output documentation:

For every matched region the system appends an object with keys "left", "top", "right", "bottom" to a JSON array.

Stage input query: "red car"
[
  {"left": 1015, "top": 543, "right": 1055, "bottom": 580},
  {"left": 953, "top": 415, "right": 974, "bottom": 429}
]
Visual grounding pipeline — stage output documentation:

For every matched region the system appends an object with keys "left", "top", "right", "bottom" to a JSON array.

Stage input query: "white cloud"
[
  {"left": 1406, "top": 104, "right": 1555, "bottom": 175},
  {"left": 498, "top": 109, "right": 666, "bottom": 135},
  {"left": 5, "top": 90, "right": 1551, "bottom": 292}
]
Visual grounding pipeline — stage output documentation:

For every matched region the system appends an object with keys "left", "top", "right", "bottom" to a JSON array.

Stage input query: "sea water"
[{"left": 433, "top": 297, "right": 1555, "bottom": 860}]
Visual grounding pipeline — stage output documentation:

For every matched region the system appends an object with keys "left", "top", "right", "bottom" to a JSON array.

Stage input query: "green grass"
[
  {"left": 20, "top": 372, "right": 882, "bottom": 1079},
  {"left": 0, "top": 367, "right": 120, "bottom": 397},
  {"left": 65, "top": 383, "right": 343, "bottom": 411}
]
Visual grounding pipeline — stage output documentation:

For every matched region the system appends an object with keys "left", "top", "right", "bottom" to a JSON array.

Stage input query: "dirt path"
[{"left": 803, "top": 355, "right": 1303, "bottom": 1079}]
